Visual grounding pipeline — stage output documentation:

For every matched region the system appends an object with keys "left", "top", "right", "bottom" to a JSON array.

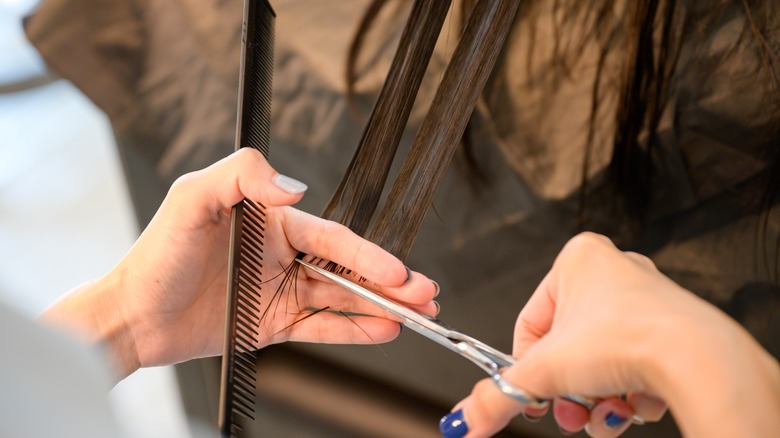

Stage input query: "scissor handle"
[{"left": 456, "top": 340, "right": 645, "bottom": 425}]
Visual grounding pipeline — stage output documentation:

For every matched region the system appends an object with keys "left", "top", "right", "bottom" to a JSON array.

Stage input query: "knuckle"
[
  {"left": 560, "top": 232, "right": 612, "bottom": 263},
  {"left": 624, "top": 251, "right": 657, "bottom": 270},
  {"left": 234, "top": 146, "right": 263, "bottom": 164},
  {"left": 571, "top": 232, "right": 610, "bottom": 250},
  {"left": 232, "top": 148, "right": 267, "bottom": 179},
  {"left": 169, "top": 171, "right": 199, "bottom": 194},
  {"left": 237, "top": 147, "right": 263, "bottom": 169},
  {"left": 351, "top": 241, "right": 368, "bottom": 272},
  {"left": 313, "top": 220, "right": 336, "bottom": 256}
]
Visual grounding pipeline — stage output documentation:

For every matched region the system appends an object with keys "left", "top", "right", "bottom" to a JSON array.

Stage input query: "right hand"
[{"left": 442, "top": 232, "right": 780, "bottom": 438}]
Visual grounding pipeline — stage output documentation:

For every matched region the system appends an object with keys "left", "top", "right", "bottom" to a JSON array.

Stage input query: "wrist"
[
  {"left": 642, "top": 298, "right": 780, "bottom": 437},
  {"left": 38, "top": 274, "right": 140, "bottom": 382}
]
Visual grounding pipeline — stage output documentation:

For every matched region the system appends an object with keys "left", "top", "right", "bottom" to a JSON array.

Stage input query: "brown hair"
[
  {"left": 322, "top": 0, "right": 452, "bottom": 237},
  {"left": 342, "top": 0, "right": 780, "bottom": 269},
  {"left": 323, "top": 0, "right": 520, "bottom": 260},
  {"left": 367, "top": 0, "right": 520, "bottom": 259}
]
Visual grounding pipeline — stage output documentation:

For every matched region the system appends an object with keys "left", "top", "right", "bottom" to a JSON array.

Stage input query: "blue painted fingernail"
[
  {"left": 439, "top": 409, "right": 468, "bottom": 438},
  {"left": 605, "top": 412, "right": 628, "bottom": 428}
]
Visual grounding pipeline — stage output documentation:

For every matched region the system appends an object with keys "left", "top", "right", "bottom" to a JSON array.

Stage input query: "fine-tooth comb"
[{"left": 218, "top": 1, "right": 275, "bottom": 437}]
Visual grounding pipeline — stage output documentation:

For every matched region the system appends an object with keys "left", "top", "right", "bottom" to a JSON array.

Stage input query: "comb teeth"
[
  {"left": 220, "top": 199, "right": 267, "bottom": 436},
  {"left": 219, "top": 1, "right": 275, "bottom": 437}
]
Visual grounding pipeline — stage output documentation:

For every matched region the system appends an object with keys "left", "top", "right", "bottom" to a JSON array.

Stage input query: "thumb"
[
  {"left": 169, "top": 148, "right": 307, "bottom": 221},
  {"left": 439, "top": 338, "right": 563, "bottom": 438},
  {"left": 234, "top": 148, "right": 308, "bottom": 206},
  {"left": 439, "top": 377, "right": 523, "bottom": 438},
  {"left": 220, "top": 148, "right": 307, "bottom": 208}
]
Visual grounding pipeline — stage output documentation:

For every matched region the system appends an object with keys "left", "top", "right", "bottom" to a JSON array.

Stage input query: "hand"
[
  {"left": 440, "top": 232, "right": 780, "bottom": 438},
  {"left": 40, "top": 149, "right": 439, "bottom": 381}
]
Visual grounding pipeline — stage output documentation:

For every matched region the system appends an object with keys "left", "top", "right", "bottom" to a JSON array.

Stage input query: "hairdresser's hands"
[
  {"left": 441, "top": 232, "right": 780, "bottom": 438},
  {"left": 40, "top": 148, "right": 438, "bottom": 381}
]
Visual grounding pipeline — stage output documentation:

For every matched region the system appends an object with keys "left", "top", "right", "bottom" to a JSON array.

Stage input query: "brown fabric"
[
  {"left": 25, "top": 0, "right": 244, "bottom": 225},
  {"left": 25, "top": 1, "right": 780, "bottom": 437}
]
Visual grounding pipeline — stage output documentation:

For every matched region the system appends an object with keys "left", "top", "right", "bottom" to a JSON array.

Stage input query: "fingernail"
[
  {"left": 605, "top": 412, "right": 628, "bottom": 428},
  {"left": 433, "top": 300, "right": 441, "bottom": 316},
  {"left": 522, "top": 411, "right": 543, "bottom": 423},
  {"left": 273, "top": 174, "right": 308, "bottom": 194},
  {"left": 432, "top": 280, "right": 440, "bottom": 297},
  {"left": 439, "top": 409, "right": 468, "bottom": 438},
  {"left": 558, "top": 426, "right": 576, "bottom": 436},
  {"left": 523, "top": 406, "right": 547, "bottom": 423},
  {"left": 403, "top": 266, "right": 413, "bottom": 284}
]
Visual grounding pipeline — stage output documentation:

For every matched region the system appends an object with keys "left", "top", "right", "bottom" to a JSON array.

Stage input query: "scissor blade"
[{"left": 295, "top": 258, "right": 460, "bottom": 349}]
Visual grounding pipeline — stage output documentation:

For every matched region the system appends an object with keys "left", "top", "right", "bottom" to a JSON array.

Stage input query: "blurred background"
[{"left": 0, "top": 0, "right": 191, "bottom": 436}]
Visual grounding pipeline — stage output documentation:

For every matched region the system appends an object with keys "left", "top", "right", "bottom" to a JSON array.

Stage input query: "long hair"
[
  {"left": 343, "top": 0, "right": 780, "bottom": 272},
  {"left": 323, "top": 0, "right": 520, "bottom": 260}
]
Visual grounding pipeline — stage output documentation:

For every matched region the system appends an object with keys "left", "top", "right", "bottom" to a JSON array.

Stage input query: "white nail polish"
[{"left": 273, "top": 174, "right": 308, "bottom": 194}]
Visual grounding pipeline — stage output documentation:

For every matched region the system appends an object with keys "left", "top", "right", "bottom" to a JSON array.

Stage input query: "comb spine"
[{"left": 219, "top": 0, "right": 275, "bottom": 437}]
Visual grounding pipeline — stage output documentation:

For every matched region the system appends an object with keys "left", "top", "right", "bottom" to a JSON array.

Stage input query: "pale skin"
[
  {"left": 38, "top": 148, "right": 438, "bottom": 382},
  {"left": 447, "top": 233, "right": 780, "bottom": 437}
]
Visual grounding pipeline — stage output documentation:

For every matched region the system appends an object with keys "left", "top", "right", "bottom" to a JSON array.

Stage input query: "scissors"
[{"left": 296, "top": 258, "right": 644, "bottom": 424}]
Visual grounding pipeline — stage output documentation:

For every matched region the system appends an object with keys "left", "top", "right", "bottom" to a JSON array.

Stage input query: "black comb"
[{"left": 218, "top": 1, "right": 275, "bottom": 437}]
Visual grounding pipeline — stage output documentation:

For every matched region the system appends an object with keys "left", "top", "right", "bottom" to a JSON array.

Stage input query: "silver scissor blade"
[
  {"left": 295, "top": 258, "right": 458, "bottom": 349},
  {"left": 295, "top": 259, "right": 522, "bottom": 374}
]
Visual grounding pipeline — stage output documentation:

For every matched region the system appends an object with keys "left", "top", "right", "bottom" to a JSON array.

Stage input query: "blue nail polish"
[
  {"left": 439, "top": 409, "right": 469, "bottom": 438},
  {"left": 605, "top": 412, "right": 628, "bottom": 428}
]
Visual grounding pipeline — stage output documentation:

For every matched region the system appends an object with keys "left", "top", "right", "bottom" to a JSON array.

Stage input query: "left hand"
[{"left": 40, "top": 149, "right": 438, "bottom": 380}]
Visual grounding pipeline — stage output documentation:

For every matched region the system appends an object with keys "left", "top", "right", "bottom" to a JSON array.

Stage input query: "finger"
[
  {"left": 441, "top": 378, "right": 527, "bottom": 438},
  {"left": 303, "top": 288, "right": 439, "bottom": 319},
  {"left": 513, "top": 232, "right": 642, "bottom": 389},
  {"left": 584, "top": 398, "right": 634, "bottom": 438},
  {"left": 626, "top": 392, "right": 667, "bottom": 422},
  {"left": 512, "top": 232, "right": 618, "bottom": 356},
  {"left": 282, "top": 208, "right": 436, "bottom": 292},
  {"left": 290, "top": 278, "right": 439, "bottom": 320},
  {"left": 278, "top": 311, "right": 403, "bottom": 345},
  {"left": 373, "top": 270, "right": 440, "bottom": 305},
  {"left": 330, "top": 266, "right": 440, "bottom": 307},
  {"left": 623, "top": 251, "right": 659, "bottom": 272},
  {"left": 169, "top": 148, "right": 306, "bottom": 222},
  {"left": 512, "top": 272, "right": 556, "bottom": 355},
  {"left": 574, "top": 231, "right": 616, "bottom": 247},
  {"left": 522, "top": 404, "right": 549, "bottom": 423},
  {"left": 553, "top": 397, "right": 590, "bottom": 434}
]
